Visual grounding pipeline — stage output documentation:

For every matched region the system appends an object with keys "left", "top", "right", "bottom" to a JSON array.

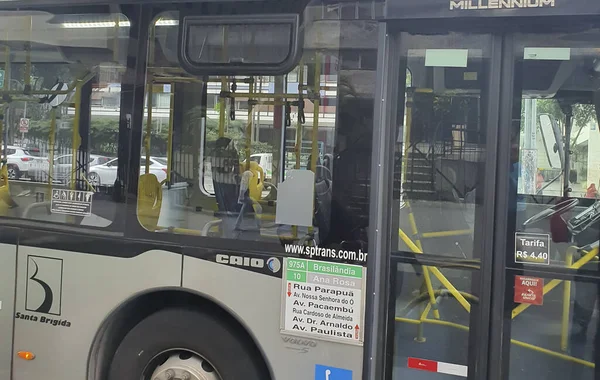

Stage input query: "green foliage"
[
  {"left": 185, "top": 105, "right": 274, "bottom": 160},
  {"left": 28, "top": 115, "right": 120, "bottom": 156},
  {"left": 535, "top": 99, "right": 595, "bottom": 142}
]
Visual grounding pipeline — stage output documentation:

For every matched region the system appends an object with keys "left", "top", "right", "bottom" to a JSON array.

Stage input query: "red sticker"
[
  {"left": 408, "top": 357, "right": 438, "bottom": 372},
  {"left": 514, "top": 275, "right": 544, "bottom": 305}
]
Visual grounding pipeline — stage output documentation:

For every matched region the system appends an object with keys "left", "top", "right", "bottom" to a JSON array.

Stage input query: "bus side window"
[
  {"left": 141, "top": 10, "right": 377, "bottom": 253},
  {"left": 0, "top": 10, "right": 128, "bottom": 229}
]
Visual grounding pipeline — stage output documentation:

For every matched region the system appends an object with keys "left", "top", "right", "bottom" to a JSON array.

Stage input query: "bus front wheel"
[{"left": 107, "top": 307, "right": 267, "bottom": 380}]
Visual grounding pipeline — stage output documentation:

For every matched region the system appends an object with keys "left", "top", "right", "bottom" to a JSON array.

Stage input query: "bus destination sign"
[{"left": 281, "top": 258, "right": 365, "bottom": 345}]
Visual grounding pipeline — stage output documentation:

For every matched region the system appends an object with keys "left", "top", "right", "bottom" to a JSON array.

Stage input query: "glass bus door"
[
  {"left": 496, "top": 26, "right": 600, "bottom": 380},
  {"left": 377, "top": 22, "right": 600, "bottom": 380},
  {"left": 385, "top": 29, "right": 500, "bottom": 380}
]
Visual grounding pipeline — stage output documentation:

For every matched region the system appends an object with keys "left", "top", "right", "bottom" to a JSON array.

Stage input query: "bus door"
[
  {"left": 0, "top": 229, "right": 18, "bottom": 380},
  {"left": 367, "top": 2, "right": 600, "bottom": 380},
  {"left": 380, "top": 27, "right": 500, "bottom": 380}
]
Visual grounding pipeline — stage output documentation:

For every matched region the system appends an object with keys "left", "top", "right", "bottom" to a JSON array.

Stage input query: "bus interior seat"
[
  {"left": 138, "top": 172, "right": 163, "bottom": 231},
  {"left": 0, "top": 164, "right": 17, "bottom": 214}
]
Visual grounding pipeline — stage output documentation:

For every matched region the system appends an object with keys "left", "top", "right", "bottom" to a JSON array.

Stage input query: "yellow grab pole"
[
  {"left": 24, "top": 16, "right": 32, "bottom": 91},
  {"left": 398, "top": 228, "right": 471, "bottom": 312},
  {"left": 415, "top": 302, "right": 431, "bottom": 342},
  {"left": 402, "top": 89, "right": 413, "bottom": 196},
  {"left": 560, "top": 250, "right": 573, "bottom": 351},
  {"left": 512, "top": 247, "right": 598, "bottom": 319},
  {"left": 245, "top": 79, "right": 254, "bottom": 169},
  {"left": 145, "top": 78, "right": 153, "bottom": 174},
  {"left": 290, "top": 62, "right": 305, "bottom": 241},
  {"left": 2, "top": 45, "right": 9, "bottom": 161},
  {"left": 166, "top": 83, "right": 175, "bottom": 183},
  {"left": 423, "top": 267, "right": 441, "bottom": 319},
  {"left": 408, "top": 210, "right": 423, "bottom": 250},
  {"left": 228, "top": 92, "right": 302, "bottom": 100},
  {"left": 0, "top": 113, "right": 3, "bottom": 160},
  {"left": 3, "top": 45, "right": 9, "bottom": 92},
  {"left": 296, "top": 61, "right": 304, "bottom": 169},
  {"left": 296, "top": 61, "right": 304, "bottom": 170},
  {"left": 218, "top": 26, "right": 228, "bottom": 138},
  {"left": 113, "top": 16, "right": 120, "bottom": 63},
  {"left": 218, "top": 78, "right": 227, "bottom": 138},
  {"left": 47, "top": 108, "right": 56, "bottom": 196},
  {"left": 70, "top": 81, "right": 82, "bottom": 190},
  {"left": 399, "top": 227, "right": 440, "bottom": 316},
  {"left": 422, "top": 230, "right": 473, "bottom": 238},
  {"left": 310, "top": 53, "right": 321, "bottom": 173},
  {"left": 511, "top": 339, "right": 594, "bottom": 368}
]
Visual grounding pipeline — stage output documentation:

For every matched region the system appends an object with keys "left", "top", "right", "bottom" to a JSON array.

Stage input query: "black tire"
[{"left": 107, "top": 307, "right": 268, "bottom": 380}]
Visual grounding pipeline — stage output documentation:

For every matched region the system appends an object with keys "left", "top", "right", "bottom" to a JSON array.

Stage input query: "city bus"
[{"left": 0, "top": 0, "right": 600, "bottom": 380}]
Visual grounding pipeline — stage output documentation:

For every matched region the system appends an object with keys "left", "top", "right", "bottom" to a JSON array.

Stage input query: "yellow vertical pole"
[
  {"left": 308, "top": 54, "right": 321, "bottom": 238},
  {"left": 218, "top": 27, "right": 228, "bottom": 138},
  {"left": 310, "top": 54, "right": 321, "bottom": 173},
  {"left": 144, "top": 23, "right": 156, "bottom": 175},
  {"left": 47, "top": 108, "right": 56, "bottom": 196},
  {"left": 255, "top": 76, "right": 263, "bottom": 142},
  {"left": 295, "top": 62, "right": 304, "bottom": 169},
  {"left": 402, "top": 89, "right": 413, "bottom": 186},
  {"left": 113, "top": 16, "right": 120, "bottom": 63},
  {"left": 145, "top": 79, "right": 153, "bottom": 175},
  {"left": 219, "top": 79, "right": 227, "bottom": 138},
  {"left": 561, "top": 251, "right": 573, "bottom": 351},
  {"left": 3, "top": 45, "right": 9, "bottom": 94},
  {"left": 166, "top": 83, "right": 175, "bottom": 183},
  {"left": 245, "top": 79, "right": 254, "bottom": 170},
  {"left": 70, "top": 81, "right": 82, "bottom": 190},
  {"left": 0, "top": 113, "right": 3, "bottom": 162},
  {"left": 24, "top": 16, "right": 32, "bottom": 92},
  {"left": 2, "top": 45, "right": 9, "bottom": 163}
]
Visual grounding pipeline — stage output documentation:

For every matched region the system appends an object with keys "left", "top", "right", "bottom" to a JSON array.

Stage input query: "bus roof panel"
[{"left": 385, "top": 0, "right": 600, "bottom": 19}]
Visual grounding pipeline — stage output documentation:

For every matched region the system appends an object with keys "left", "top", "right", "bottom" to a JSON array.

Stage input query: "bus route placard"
[{"left": 281, "top": 258, "right": 365, "bottom": 345}]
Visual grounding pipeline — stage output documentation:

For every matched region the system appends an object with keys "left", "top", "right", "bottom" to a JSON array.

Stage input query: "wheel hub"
[{"left": 150, "top": 353, "right": 221, "bottom": 380}]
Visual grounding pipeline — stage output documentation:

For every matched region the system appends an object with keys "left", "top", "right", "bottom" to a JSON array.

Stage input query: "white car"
[
  {"left": 2, "top": 145, "right": 38, "bottom": 179},
  {"left": 29, "top": 154, "right": 112, "bottom": 183},
  {"left": 88, "top": 156, "right": 167, "bottom": 186}
]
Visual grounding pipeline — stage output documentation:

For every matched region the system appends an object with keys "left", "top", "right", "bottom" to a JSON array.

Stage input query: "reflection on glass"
[
  {"left": 509, "top": 273, "right": 598, "bottom": 380},
  {"left": 0, "top": 12, "right": 128, "bottom": 227},
  {"left": 391, "top": 31, "right": 493, "bottom": 380},
  {"left": 511, "top": 30, "right": 600, "bottom": 270},
  {"left": 392, "top": 262, "right": 473, "bottom": 379},
  {"left": 508, "top": 29, "right": 600, "bottom": 380},
  {"left": 395, "top": 33, "right": 492, "bottom": 261},
  {"left": 141, "top": 9, "right": 377, "bottom": 256}
]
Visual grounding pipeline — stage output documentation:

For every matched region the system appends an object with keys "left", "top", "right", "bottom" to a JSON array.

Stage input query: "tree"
[{"left": 535, "top": 99, "right": 594, "bottom": 144}]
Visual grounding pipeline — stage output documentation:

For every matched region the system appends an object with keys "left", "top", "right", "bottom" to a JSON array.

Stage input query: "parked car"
[
  {"left": 2, "top": 145, "right": 38, "bottom": 179},
  {"left": 29, "top": 154, "right": 112, "bottom": 183},
  {"left": 88, "top": 156, "right": 167, "bottom": 186}
]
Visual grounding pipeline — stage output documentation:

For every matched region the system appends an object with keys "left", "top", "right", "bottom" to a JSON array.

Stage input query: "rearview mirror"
[{"left": 538, "top": 113, "right": 563, "bottom": 169}]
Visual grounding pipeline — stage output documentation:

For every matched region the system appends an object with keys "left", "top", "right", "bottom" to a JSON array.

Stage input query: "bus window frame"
[
  {"left": 177, "top": 13, "right": 303, "bottom": 76},
  {"left": 0, "top": 6, "right": 136, "bottom": 237}
]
